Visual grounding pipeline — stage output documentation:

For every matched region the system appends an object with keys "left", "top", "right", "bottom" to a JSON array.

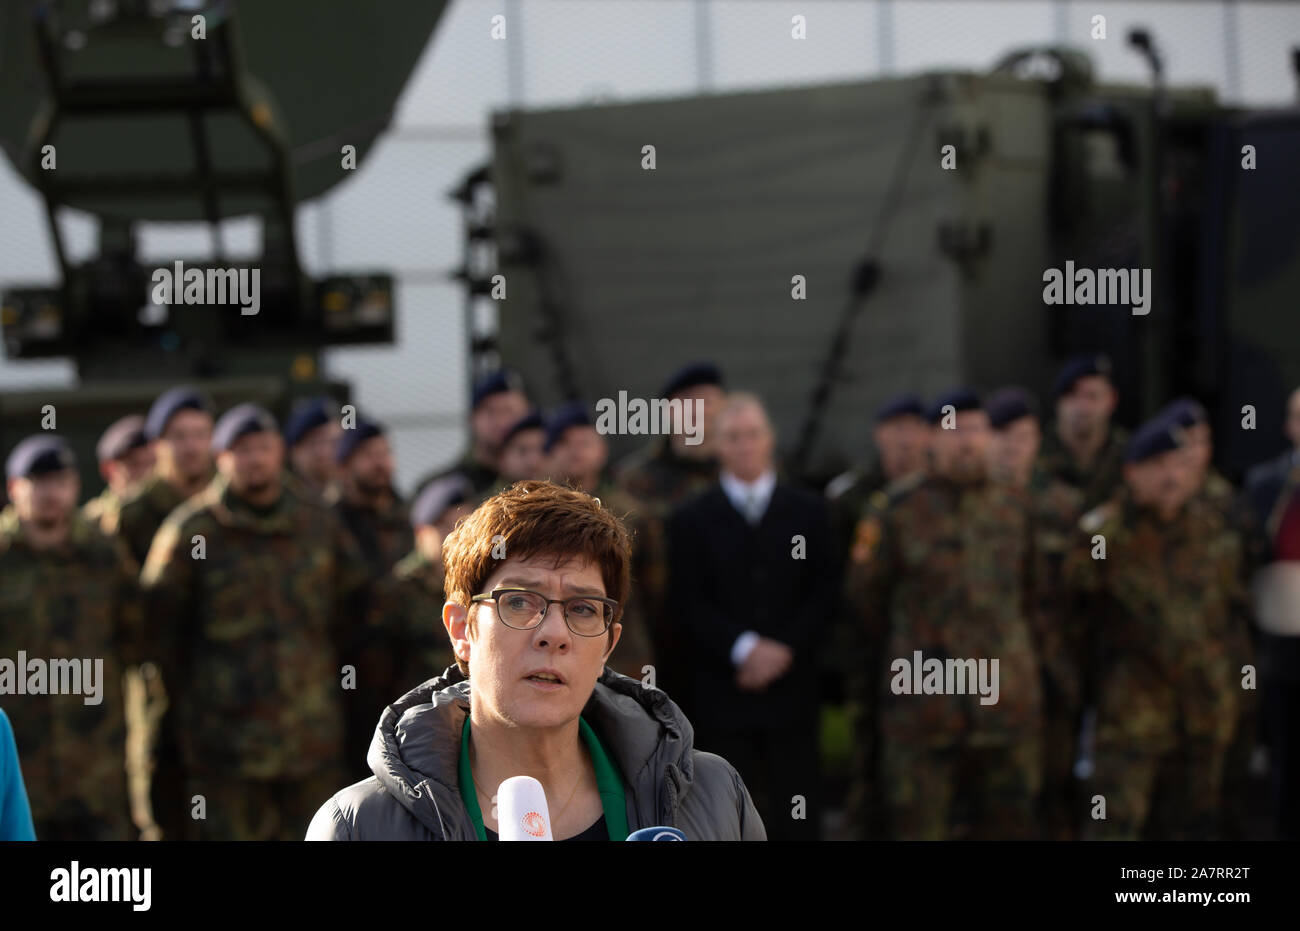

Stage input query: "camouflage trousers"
[
  {"left": 1087, "top": 736, "right": 1228, "bottom": 840},
  {"left": 880, "top": 737, "right": 1043, "bottom": 840},
  {"left": 183, "top": 770, "right": 345, "bottom": 841}
]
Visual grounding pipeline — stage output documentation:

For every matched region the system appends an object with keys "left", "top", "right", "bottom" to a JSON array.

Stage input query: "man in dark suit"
[
  {"left": 1244, "top": 386, "right": 1300, "bottom": 839},
  {"left": 668, "top": 392, "right": 834, "bottom": 840}
]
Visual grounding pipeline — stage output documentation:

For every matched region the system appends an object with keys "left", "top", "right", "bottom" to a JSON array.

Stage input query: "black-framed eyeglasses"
[{"left": 470, "top": 588, "right": 619, "bottom": 638}]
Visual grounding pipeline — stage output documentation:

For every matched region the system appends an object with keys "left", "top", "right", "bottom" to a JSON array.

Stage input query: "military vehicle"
[
  {"left": 0, "top": 0, "right": 449, "bottom": 495},
  {"left": 482, "top": 40, "right": 1300, "bottom": 482}
]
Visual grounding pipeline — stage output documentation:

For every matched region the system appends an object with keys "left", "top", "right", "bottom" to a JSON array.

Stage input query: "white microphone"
[{"left": 496, "top": 775, "right": 553, "bottom": 841}]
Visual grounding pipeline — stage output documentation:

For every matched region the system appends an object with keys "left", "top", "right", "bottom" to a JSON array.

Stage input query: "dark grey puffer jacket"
[{"left": 306, "top": 666, "right": 767, "bottom": 840}]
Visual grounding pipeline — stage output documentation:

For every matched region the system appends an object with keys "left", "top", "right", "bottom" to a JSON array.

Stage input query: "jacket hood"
[{"left": 366, "top": 665, "right": 698, "bottom": 839}]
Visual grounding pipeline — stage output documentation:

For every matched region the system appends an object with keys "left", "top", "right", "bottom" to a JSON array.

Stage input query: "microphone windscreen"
[
  {"left": 497, "top": 775, "right": 553, "bottom": 841},
  {"left": 625, "top": 826, "right": 687, "bottom": 841}
]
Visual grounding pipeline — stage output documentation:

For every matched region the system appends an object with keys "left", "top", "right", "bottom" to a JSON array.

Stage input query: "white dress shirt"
[{"left": 718, "top": 469, "right": 777, "bottom": 666}]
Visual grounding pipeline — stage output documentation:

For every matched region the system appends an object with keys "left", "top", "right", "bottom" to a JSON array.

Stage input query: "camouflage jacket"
[
  {"left": 365, "top": 549, "right": 454, "bottom": 698},
  {"left": 612, "top": 444, "right": 714, "bottom": 670},
  {"left": 1036, "top": 424, "right": 1130, "bottom": 513},
  {"left": 139, "top": 474, "right": 371, "bottom": 780},
  {"left": 1201, "top": 468, "right": 1269, "bottom": 575},
  {"left": 0, "top": 507, "right": 143, "bottom": 834},
  {"left": 1063, "top": 490, "right": 1251, "bottom": 748},
  {"left": 326, "top": 486, "right": 414, "bottom": 581},
  {"left": 826, "top": 463, "right": 889, "bottom": 568},
  {"left": 591, "top": 479, "right": 658, "bottom": 681},
  {"left": 81, "top": 487, "right": 123, "bottom": 536},
  {"left": 844, "top": 476, "right": 1044, "bottom": 746},
  {"left": 1026, "top": 470, "right": 1086, "bottom": 707},
  {"left": 116, "top": 471, "right": 212, "bottom": 567},
  {"left": 613, "top": 438, "right": 719, "bottom": 517}
]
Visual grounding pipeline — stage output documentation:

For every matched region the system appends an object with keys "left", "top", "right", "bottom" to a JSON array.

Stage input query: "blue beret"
[
  {"left": 410, "top": 474, "right": 472, "bottom": 529},
  {"left": 1124, "top": 415, "right": 1184, "bottom": 463},
  {"left": 1159, "top": 396, "right": 1208, "bottom": 430},
  {"left": 544, "top": 401, "right": 592, "bottom": 453},
  {"left": 985, "top": 387, "right": 1041, "bottom": 430},
  {"left": 501, "top": 410, "right": 545, "bottom": 448},
  {"left": 96, "top": 414, "right": 148, "bottom": 463},
  {"left": 659, "top": 362, "right": 724, "bottom": 399},
  {"left": 1052, "top": 353, "right": 1113, "bottom": 399},
  {"left": 874, "top": 392, "right": 925, "bottom": 424},
  {"left": 283, "top": 397, "right": 337, "bottom": 448},
  {"left": 6, "top": 434, "right": 76, "bottom": 479},
  {"left": 211, "top": 404, "right": 279, "bottom": 454},
  {"left": 335, "top": 417, "right": 385, "bottom": 463},
  {"left": 145, "top": 386, "right": 213, "bottom": 440},
  {"left": 928, "top": 388, "right": 982, "bottom": 424},
  {"left": 471, "top": 370, "right": 526, "bottom": 410}
]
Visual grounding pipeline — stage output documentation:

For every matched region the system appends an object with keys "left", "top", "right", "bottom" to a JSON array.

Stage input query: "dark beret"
[
  {"left": 874, "top": 392, "right": 925, "bottom": 424},
  {"left": 145, "top": 386, "right": 213, "bottom": 440},
  {"left": 96, "top": 414, "right": 149, "bottom": 463},
  {"left": 545, "top": 401, "right": 592, "bottom": 453},
  {"left": 283, "top": 397, "right": 337, "bottom": 448},
  {"left": 6, "top": 434, "right": 75, "bottom": 480},
  {"left": 410, "top": 474, "right": 472, "bottom": 529},
  {"left": 1124, "top": 415, "right": 1184, "bottom": 463},
  {"left": 659, "top": 362, "right": 724, "bottom": 400},
  {"left": 501, "top": 410, "right": 545, "bottom": 448},
  {"left": 928, "top": 388, "right": 982, "bottom": 424},
  {"left": 211, "top": 404, "right": 279, "bottom": 454},
  {"left": 1160, "top": 396, "right": 1208, "bottom": 430},
  {"left": 1052, "top": 353, "right": 1113, "bottom": 399},
  {"left": 985, "top": 387, "right": 1041, "bottom": 430},
  {"left": 471, "top": 370, "right": 526, "bottom": 410},
  {"left": 335, "top": 417, "right": 385, "bottom": 464}
]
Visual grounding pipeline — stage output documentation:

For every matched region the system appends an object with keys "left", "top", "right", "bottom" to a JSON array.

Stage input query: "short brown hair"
[{"left": 441, "top": 480, "right": 632, "bottom": 676}]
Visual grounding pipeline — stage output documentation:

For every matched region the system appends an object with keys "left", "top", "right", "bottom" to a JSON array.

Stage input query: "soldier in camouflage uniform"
[
  {"left": 139, "top": 405, "right": 371, "bottom": 840},
  {"left": 844, "top": 390, "right": 1046, "bottom": 840},
  {"left": 113, "top": 387, "right": 216, "bottom": 841},
  {"left": 326, "top": 417, "right": 413, "bottom": 581},
  {"left": 613, "top": 363, "right": 725, "bottom": 703},
  {"left": 413, "top": 370, "right": 530, "bottom": 499},
  {"left": 283, "top": 396, "right": 342, "bottom": 500},
  {"left": 1036, "top": 354, "right": 1130, "bottom": 512},
  {"left": 825, "top": 392, "right": 931, "bottom": 829},
  {"left": 545, "top": 401, "right": 658, "bottom": 682},
  {"left": 1160, "top": 397, "right": 1265, "bottom": 839},
  {"left": 357, "top": 476, "right": 465, "bottom": 761},
  {"left": 986, "top": 387, "right": 1086, "bottom": 839},
  {"left": 1, "top": 435, "right": 144, "bottom": 840},
  {"left": 825, "top": 392, "right": 930, "bottom": 567},
  {"left": 326, "top": 416, "right": 413, "bottom": 775},
  {"left": 1064, "top": 416, "right": 1252, "bottom": 840},
  {"left": 117, "top": 387, "right": 216, "bottom": 565},
  {"left": 81, "top": 415, "right": 155, "bottom": 536}
]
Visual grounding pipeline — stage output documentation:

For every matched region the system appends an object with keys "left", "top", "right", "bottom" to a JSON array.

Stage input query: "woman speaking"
[{"left": 307, "top": 480, "right": 765, "bottom": 840}]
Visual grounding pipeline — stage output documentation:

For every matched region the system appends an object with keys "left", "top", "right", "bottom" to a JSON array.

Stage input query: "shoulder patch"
[{"left": 849, "top": 515, "right": 883, "bottom": 566}]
